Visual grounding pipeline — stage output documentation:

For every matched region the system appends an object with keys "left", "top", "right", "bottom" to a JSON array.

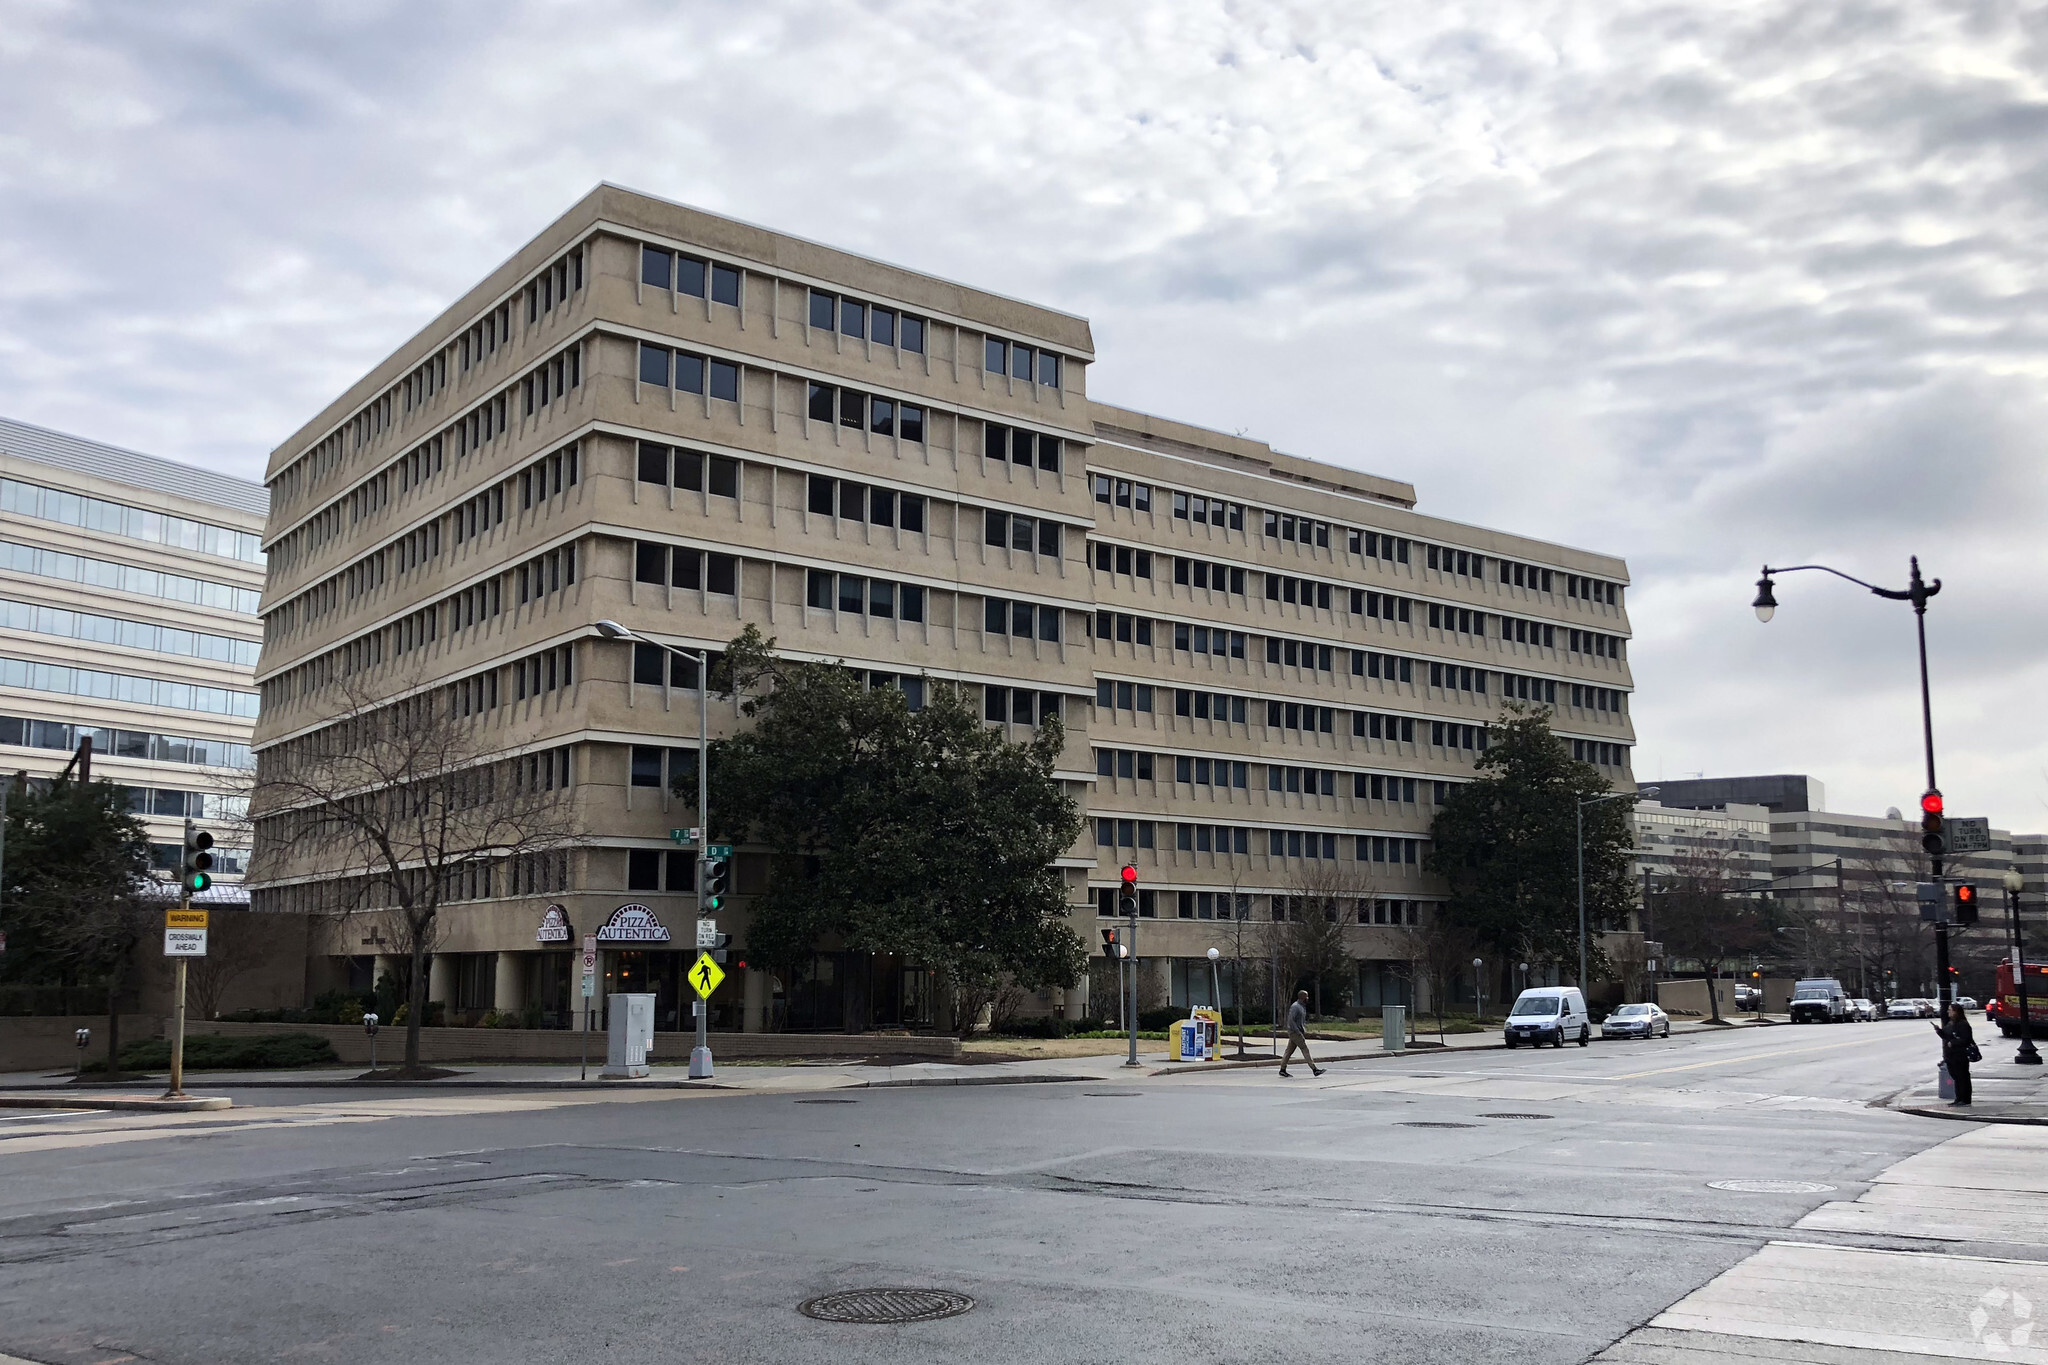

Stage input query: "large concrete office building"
[
  {"left": 248, "top": 185, "right": 1638, "bottom": 1032},
  {"left": 0, "top": 417, "right": 264, "bottom": 882}
]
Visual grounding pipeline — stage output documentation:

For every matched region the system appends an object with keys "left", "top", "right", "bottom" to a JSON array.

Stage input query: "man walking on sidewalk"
[{"left": 1279, "top": 990, "right": 1323, "bottom": 1077}]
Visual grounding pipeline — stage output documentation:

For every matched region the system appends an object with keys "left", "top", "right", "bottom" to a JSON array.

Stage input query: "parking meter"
[
  {"left": 363, "top": 1012, "right": 379, "bottom": 1072},
  {"left": 75, "top": 1027, "right": 90, "bottom": 1079}
]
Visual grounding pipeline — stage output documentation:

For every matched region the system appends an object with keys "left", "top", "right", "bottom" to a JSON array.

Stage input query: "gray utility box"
[
  {"left": 602, "top": 993, "right": 655, "bottom": 1079},
  {"left": 1382, "top": 1005, "right": 1408, "bottom": 1051}
]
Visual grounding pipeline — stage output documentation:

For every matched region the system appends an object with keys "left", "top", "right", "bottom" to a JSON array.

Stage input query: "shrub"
[
  {"left": 86, "top": 1031, "right": 340, "bottom": 1073},
  {"left": 996, "top": 1016, "right": 1070, "bottom": 1040}
]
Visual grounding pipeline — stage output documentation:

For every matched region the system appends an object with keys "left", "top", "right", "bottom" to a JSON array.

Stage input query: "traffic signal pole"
[
  {"left": 691, "top": 647, "right": 712, "bottom": 1080},
  {"left": 1120, "top": 865, "right": 1140, "bottom": 1068}
]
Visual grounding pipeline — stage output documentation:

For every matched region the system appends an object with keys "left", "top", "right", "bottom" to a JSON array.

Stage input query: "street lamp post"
[
  {"left": 1753, "top": 557, "right": 1952, "bottom": 1004},
  {"left": 1206, "top": 946, "right": 1221, "bottom": 1016},
  {"left": 595, "top": 620, "right": 714, "bottom": 1078},
  {"left": 1578, "top": 788, "right": 1656, "bottom": 995},
  {"left": 2004, "top": 869, "right": 2040, "bottom": 1065}
]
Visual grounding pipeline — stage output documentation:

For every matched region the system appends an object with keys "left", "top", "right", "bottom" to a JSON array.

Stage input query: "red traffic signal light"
[
  {"left": 1955, "top": 883, "right": 1979, "bottom": 924},
  {"left": 1920, "top": 790, "right": 1945, "bottom": 856},
  {"left": 1121, "top": 864, "right": 1138, "bottom": 886},
  {"left": 1101, "top": 927, "right": 1128, "bottom": 959},
  {"left": 1921, "top": 791, "right": 1944, "bottom": 816}
]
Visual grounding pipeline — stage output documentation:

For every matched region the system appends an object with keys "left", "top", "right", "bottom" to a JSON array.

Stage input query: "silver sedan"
[{"left": 1601, "top": 1002, "right": 1671, "bottom": 1039}]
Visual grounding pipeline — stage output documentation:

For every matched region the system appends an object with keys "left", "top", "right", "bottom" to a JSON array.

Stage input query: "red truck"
[{"left": 1985, "top": 958, "right": 2048, "bottom": 1037}]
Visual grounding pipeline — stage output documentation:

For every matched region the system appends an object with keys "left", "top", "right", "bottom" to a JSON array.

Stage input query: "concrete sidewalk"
[
  {"left": 1598, "top": 1123, "right": 2048, "bottom": 1362},
  {"left": 1888, "top": 1044, "right": 2048, "bottom": 1124}
]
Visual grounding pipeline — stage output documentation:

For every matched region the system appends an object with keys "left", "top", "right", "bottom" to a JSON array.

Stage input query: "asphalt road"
[{"left": 0, "top": 1019, "right": 1965, "bottom": 1365}]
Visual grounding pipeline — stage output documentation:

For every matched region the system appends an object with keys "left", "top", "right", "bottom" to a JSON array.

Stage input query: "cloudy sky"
[{"left": 3, "top": 1, "right": 2044, "bottom": 830}]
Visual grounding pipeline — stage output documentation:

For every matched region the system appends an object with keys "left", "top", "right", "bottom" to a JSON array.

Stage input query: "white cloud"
[{"left": 2, "top": 0, "right": 2045, "bottom": 828}]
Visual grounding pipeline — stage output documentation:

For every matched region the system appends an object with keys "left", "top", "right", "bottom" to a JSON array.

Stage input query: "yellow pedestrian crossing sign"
[{"left": 688, "top": 953, "right": 726, "bottom": 999}]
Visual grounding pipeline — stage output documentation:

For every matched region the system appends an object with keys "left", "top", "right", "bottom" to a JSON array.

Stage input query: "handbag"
[
  {"left": 1968, "top": 1038, "right": 1982, "bottom": 1064},
  {"left": 1938, "top": 1061, "right": 1955, "bottom": 1101}
]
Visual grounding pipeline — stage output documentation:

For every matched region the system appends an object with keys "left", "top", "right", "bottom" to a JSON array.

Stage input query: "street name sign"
[
  {"left": 671, "top": 827, "right": 700, "bottom": 846},
  {"left": 707, "top": 844, "right": 732, "bottom": 859},
  {"left": 1947, "top": 818, "right": 1992, "bottom": 854},
  {"left": 688, "top": 953, "right": 726, "bottom": 999}
]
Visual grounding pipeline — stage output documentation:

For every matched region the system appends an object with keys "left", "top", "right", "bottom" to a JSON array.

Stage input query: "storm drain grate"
[
  {"left": 794, "top": 1098, "right": 859, "bottom": 1104},
  {"left": 1479, "top": 1113, "right": 1554, "bottom": 1120},
  {"left": 1083, "top": 1091, "right": 1143, "bottom": 1098},
  {"left": 799, "top": 1288, "right": 975, "bottom": 1324},
  {"left": 1707, "top": 1179, "right": 1836, "bottom": 1194},
  {"left": 1398, "top": 1121, "right": 1478, "bottom": 1129}
]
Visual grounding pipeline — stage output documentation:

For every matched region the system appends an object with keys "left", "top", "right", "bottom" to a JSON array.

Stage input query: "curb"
[
  {"left": 1154, "top": 1042, "right": 1507, "bottom": 1075},
  {"left": 1893, "top": 1105, "right": 2047, "bottom": 1126},
  {"left": 0, "top": 1073, "right": 1095, "bottom": 1096},
  {"left": 0, "top": 1094, "right": 231, "bottom": 1113}
]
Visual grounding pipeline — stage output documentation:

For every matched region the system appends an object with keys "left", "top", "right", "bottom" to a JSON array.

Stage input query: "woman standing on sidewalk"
[{"left": 1935, "top": 1001, "right": 1978, "bottom": 1106}]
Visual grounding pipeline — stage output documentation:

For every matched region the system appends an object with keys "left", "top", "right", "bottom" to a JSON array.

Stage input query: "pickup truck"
[{"left": 1789, "top": 978, "right": 1851, "bottom": 1024}]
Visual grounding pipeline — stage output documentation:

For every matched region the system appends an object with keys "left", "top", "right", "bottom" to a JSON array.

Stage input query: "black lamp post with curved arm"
[{"left": 1752, "top": 557, "right": 1954, "bottom": 1006}]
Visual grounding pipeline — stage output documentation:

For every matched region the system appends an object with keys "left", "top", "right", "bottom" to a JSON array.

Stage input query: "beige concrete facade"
[
  {"left": 0, "top": 416, "right": 263, "bottom": 882},
  {"left": 248, "top": 184, "right": 1637, "bottom": 1031}
]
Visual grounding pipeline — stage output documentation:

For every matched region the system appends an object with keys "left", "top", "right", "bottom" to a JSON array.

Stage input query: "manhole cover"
[
  {"left": 1707, "top": 1179, "right": 1836, "bottom": 1194},
  {"left": 1398, "top": 1121, "right": 1478, "bottom": 1129},
  {"left": 799, "top": 1288, "right": 975, "bottom": 1324},
  {"left": 1083, "top": 1091, "right": 1142, "bottom": 1097},
  {"left": 794, "top": 1098, "right": 859, "bottom": 1105},
  {"left": 1479, "top": 1113, "right": 1554, "bottom": 1120}
]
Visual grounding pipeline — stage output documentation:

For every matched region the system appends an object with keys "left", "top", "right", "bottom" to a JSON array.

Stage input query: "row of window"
[
  {"left": 0, "top": 476, "right": 263, "bottom": 564},
  {"left": 986, "top": 422, "right": 1063, "bottom": 472},
  {"left": 1174, "top": 623, "right": 1247, "bottom": 659},
  {"left": 0, "top": 654, "right": 258, "bottom": 718},
  {"left": 1268, "top": 573, "right": 1333, "bottom": 611},
  {"left": 1566, "top": 574, "right": 1620, "bottom": 606},
  {"left": 525, "top": 249, "right": 586, "bottom": 325},
  {"left": 1096, "top": 679, "right": 1157, "bottom": 714},
  {"left": 633, "top": 542, "right": 741, "bottom": 596},
  {"left": 1502, "top": 674, "right": 1559, "bottom": 705},
  {"left": 808, "top": 383, "right": 927, "bottom": 442},
  {"left": 515, "top": 544, "right": 577, "bottom": 605},
  {"left": 1093, "top": 475, "right": 1156, "bottom": 513},
  {"left": 520, "top": 443, "right": 580, "bottom": 509},
  {"left": 986, "top": 510, "right": 1062, "bottom": 559},
  {"left": 984, "top": 336, "right": 1064, "bottom": 388},
  {"left": 642, "top": 245, "right": 740, "bottom": 306},
  {"left": 1093, "top": 611, "right": 1151, "bottom": 646},
  {"left": 807, "top": 288, "right": 927, "bottom": 353},
  {"left": 629, "top": 743, "right": 697, "bottom": 791},
  {"left": 1171, "top": 490, "right": 1247, "bottom": 531},
  {"left": 1571, "top": 684, "right": 1627, "bottom": 714},
  {"left": 1097, "top": 543, "right": 1157, "bottom": 579},
  {"left": 1175, "top": 689, "right": 1248, "bottom": 723},
  {"left": 400, "top": 351, "right": 447, "bottom": 417},
  {"left": 638, "top": 341, "right": 741, "bottom": 401},
  {"left": 627, "top": 847, "right": 699, "bottom": 893},
  {"left": 1172, "top": 557, "right": 1246, "bottom": 594},
  {"left": 1264, "top": 511, "right": 1331, "bottom": 548},
  {"left": 1101, "top": 820, "right": 1427, "bottom": 866},
  {"left": 0, "top": 538, "right": 260, "bottom": 615},
  {"left": 1431, "top": 661, "right": 1488, "bottom": 694},
  {"left": 1573, "top": 739, "right": 1630, "bottom": 768},
  {"left": 638, "top": 441, "right": 742, "bottom": 499},
  {"left": 807, "top": 474, "right": 927, "bottom": 531},
  {"left": 984, "top": 685, "right": 1064, "bottom": 726},
  {"left": 0, "top": 715, "right": 252, "bottom": 768},
  {"left": 1427, "top": 544, "right": 1485, "bottom": 580},
  {"left": 458, "top": 299, "right": 518, "bottom": 376},
  {"left": 1568, "top": 629, "right": 1623, "bottom": 659},
  {"left": 809, "top": 570, "right": 928, "bottom": 623},
  {"left": 986, "top": 597, "right": 1061, "bottom": 641},
  {"left": 519, "top": 344, "right": 583, "bottom": 417},
  {"left": 1265, "top": 637, "right": 1334, "bottom": 671},
  {"left": 0, "top": 596, "right": 259, "bottom": 667},
  {"left": 1353, "top": 650, "right": 1413, "bottom": 683},
  {"left": 631, "top": 643, "right": 714, "bottom": 691}
]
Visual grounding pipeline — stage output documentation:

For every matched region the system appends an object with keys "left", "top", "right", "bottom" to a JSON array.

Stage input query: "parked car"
[
  {"left": 1956, "top": 996, "right": 1979, "bottom": 1012},
  {"left": 1600, "top": 1002, "right": 1670, "bottom": 1039},
  {"left": 1916, "top": 998, "right": 1941, "bottom": 1017},
  {"left": 1503, "top": 987, "right": 1591, "bottom": 1048},
  {"left": 1885, "top": 998, "right": 1921, "bottom": 1019},
  {"left": 1850, "top": 998, "right": 1877, "bottom": 1021},
  {"left": 1789, "top": 978, "right": 1852, "bottom": 1024}
]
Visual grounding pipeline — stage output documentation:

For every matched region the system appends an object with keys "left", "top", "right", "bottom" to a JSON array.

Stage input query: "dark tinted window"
[
  {"left": 808, "top": 382, "right": 835, "bottom": 423},
  {"left": 985, "top": 336, "right": 1006, "bottom": 372},
  {"left": 871, "top": 307, "right": 895, "bottom": 347},
  {"left": 809, "top": 290, "right": 834, "bottom": 330},
  {"left": 675, "top": 352, "right": 704, "bottom": 394},
  {"left": 633, "top": 643, "right": 665, "bottom": 685},
  {"left": 708, "top": 456, "right": 739, "bottom": 499},
  {"left": 638, "top": 343, "right": 669, "bottom": 387},
  {"left": 640, "top": 247, "right": 671, "bottom": 289},
  {"left": 708, "top": 358, "right": 739, "bottom": 402},
  {"left": 900, "top": 494, "right": 925, "bottom": 533},
  {"left": 678, "top": 256, "right": 706, "bottom": 298},
  {"left": 900, "top": 405, "right": 925, "bottom": 443},
  {"left": 900, "top": 584, "right": 924, "bottom": 622},
  {"left": 1010, "top": 343, "right": 1031, "bottom": 380},
  {"left": 707, "top": 553, "right": 736, "bottom": 595},
  {"left": 634, "top": 542, "right": 664, "bottom": 584},
  {"left": 637, "top": 442, "right": 668, "bottom": 484},
  {"left": 674, "top": 450, "right": 703, "bottom": 492},
  {"left": 671, "top": 548, "right": 700, "bottom": 589},
  {"left": 1038, "top": 351, "right": 1060, "bottom": 387},
  {"left": 985, "top": 510, "right": 1007, "bottom": 546},
  {"left": 870, "top": 398, "right": 894, "bottom": 436},
  {"left": 840, "top": 482, "right": 865, "bottom": 521},
  {"left": 840, "top": 298, "right": 865, "bottom": 338},
  {"left": 627, "top": 848, "right": 661, "bottom": 888},
  {"left": 808, "top": 475, "right": 835, "bottom": 516},
  {"left": 840, "top": 574, "right": 865, "bottom": 614},
  {"left": 807, "top": 568, "right": 832, "bottom": 609},
  {"left": 630, "top": 748, "right": 663, "bottom": 788},
  {"left": 1037, "top": 434, "right": 1060, "bottom": 472},
  {"left": 711, "top": 264, "right": 740, "bottom": 306},
  {"left": 902, "top": 316, "right": 924, "bottom": 353},
  {"left": 870, "top": 488, "right": 895, "bottom": 526},
  {"left": 840, "top": 391, "right": 864, "bottom": 428}
]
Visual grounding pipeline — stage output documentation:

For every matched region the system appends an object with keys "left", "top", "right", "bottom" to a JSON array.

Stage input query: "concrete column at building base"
[
  {"left": 742, "top": 969, "right": 766, "bottom": 1033},
  {"left": 428, "top": 953, "right": 454, "bottom": 1011},
  {"left": 493, "top": 952, "right": 525, "bottom": 1013}
]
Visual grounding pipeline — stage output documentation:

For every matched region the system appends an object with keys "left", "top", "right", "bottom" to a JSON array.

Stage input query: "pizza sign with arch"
[{"left": 595, "top": 904, "right": 672, "bottom": 943}]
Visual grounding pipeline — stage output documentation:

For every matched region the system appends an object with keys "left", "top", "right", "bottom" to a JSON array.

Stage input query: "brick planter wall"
[{"left": 173, "top": 1019, "right": 962, "bottom": 1066}]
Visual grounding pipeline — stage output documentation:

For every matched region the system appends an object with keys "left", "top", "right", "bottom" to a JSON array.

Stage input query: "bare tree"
[
  {"left": 1394, "top": 909, "right": 1478, "bottom": 1043},
  {"left": 1207, "top": 869, "right": 1269, "bottom": 1056},
  {"left": 170, "top": 911, "right": 275, "bottom": 1021},
  {"left": 1278, "top": 861, "right": 1375, "bottom": 1020},
  {"left": 1654, "top": 844, "right": 1775, "bottom": 1023},
  {"left": 252, "top": 665, "right": 577, "bottom": 1076}
]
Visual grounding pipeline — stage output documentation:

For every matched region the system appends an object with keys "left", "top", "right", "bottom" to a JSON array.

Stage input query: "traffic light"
[
  {"left": 710, "top": 931, "right": 732, "bottom": 964},
  {"left": 1955, "top": 883, "right": 1980, "bottom": 925},
  {"left": 702, "top": 856, "right": 730, "bottom": 912},
  {"left": 1101, "top": 927, "right": 1128, "bottom": 960},
  {"left": 1118, "top": 864, "right": 1139, "bottom": 917},
  {"left": 1921, "top": 790, "right": 1945, "bottom": 857},
  {"left": 181, "top": 822, "right": 213, "bottom": 895}
]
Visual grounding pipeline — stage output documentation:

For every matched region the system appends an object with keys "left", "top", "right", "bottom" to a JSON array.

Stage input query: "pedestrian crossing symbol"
[{"left": 688, "top": 953, "right": 726, "bottom": 1000}]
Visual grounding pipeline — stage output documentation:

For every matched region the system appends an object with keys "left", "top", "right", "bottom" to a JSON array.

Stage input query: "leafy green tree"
[
  {"left": 707, "top": 627, "right": 1085, "bottom": 1029},
  {"left": 1425, "top": 705, "right": 1636, "bottom": 988},
  {"left": 0, "top": 778, "right": 154, "bottom": 1076}
]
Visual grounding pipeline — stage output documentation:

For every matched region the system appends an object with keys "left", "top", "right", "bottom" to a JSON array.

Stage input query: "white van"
[{"left": 1503, "top": 986, "right": 1590, "bottom": 1048}]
